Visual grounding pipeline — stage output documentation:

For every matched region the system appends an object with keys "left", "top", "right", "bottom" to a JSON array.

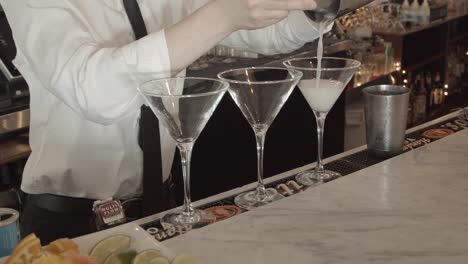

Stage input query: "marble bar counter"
[{"left": 161, "top": 115, "right": 468, "bottom": 263}]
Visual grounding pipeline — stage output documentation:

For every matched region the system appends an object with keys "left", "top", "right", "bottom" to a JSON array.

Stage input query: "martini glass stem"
[
  {"left": 177, "top": 142, "right": 195, "bottom": 217},
  {"left": 255, "top": 129, "right": 267, "bottom": 200},
  {"left": 314, "top": 111, "right": 328, "bottom": 176}
]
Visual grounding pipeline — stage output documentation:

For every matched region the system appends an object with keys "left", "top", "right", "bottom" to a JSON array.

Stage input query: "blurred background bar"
[{"left": 0, "top": 0, "right": 467, "bottom": 210}]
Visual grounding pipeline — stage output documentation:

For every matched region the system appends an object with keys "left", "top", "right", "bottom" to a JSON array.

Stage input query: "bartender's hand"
[
  {"left": 216, "top": 0, "right": 317, "bottom": 30},
  {"left": 166, "top": 0, "right": 316, "bottom": 74}
]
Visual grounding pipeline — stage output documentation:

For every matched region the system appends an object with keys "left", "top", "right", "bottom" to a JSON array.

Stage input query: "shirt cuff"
[{"left": 120, "top": 29, "right": 172, "bottom": 76}]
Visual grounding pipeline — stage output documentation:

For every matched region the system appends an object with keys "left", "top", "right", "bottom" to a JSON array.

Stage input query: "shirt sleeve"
[
  {"left": 3, "top": 0, "right": 172, "bottom": 125},
  {"left": 220, "top": 11, "right": 333, "bottom": 55}
]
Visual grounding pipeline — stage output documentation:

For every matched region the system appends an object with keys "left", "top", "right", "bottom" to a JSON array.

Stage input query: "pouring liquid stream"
[
  {"left": 316, "top": 22, "right": 325, "bottom": 96},
  {"left": 304, "top": 4, "right": 339, "bottom": 98},
  {"left": 315, "top": 17, "right": 335, "bottom": 102}
]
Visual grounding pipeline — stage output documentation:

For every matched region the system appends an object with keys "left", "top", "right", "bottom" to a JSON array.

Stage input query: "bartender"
[{"left": 1, "top": 0, "right": 328, "bottom": 244}]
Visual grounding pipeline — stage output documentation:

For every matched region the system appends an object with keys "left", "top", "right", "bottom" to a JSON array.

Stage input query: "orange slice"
[
  {"left": 43, "top": 238, "right": 80, "bottom": 255},
  {"left": 5, "top": 234, "right": 43, "bottom": 264}
]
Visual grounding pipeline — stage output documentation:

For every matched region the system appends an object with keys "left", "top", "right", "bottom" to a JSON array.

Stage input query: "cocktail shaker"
[
  {"left": 304, "top": 0, "right": 374, "bottom": 22},
  {"left": 363, "top": 85, "right": 410, "bottom": 158}
]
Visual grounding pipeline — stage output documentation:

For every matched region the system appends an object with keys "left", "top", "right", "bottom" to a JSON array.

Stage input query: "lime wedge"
[
  {"left": 131, "top": 249, "right": 164, "bottom": 264},
  {"left": 90, "top": 235, "right": 131, "bottom": 264},
  {"left": 146, "top": 256, "right": 170, "bottom": 264},
  {"left": 171, "top": 254, "right": 204, "bottom": 264},
  {"left": 104, "top": 250, "right": 138, "bottom": 264}
]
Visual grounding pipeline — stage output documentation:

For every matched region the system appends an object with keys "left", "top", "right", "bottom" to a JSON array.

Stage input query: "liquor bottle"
[
  {"left": 421, "top": 76, "right": 427, "bottom": 111},
  {"left": 406, "top": 71, "right": 414, "bottom": 127},
  {"left": 464, "top": 52, "right": 468, "bottom": 91},
  {"left": 401, "top": 0, "right": 411, "bottom": 21},
  {"left": 465, "top": 47, "right": 468, "bottom": 76},
  {"left": 412, "top": 75, "right": 419, "bottom": 122},
  {"left": 458, "top": 45, "right": 465, "bottom": 93},
  {"left": 446, "top": 46, "right": 459, "bottom": 96},
  {"left": 413, "top": 75, "right": 427, "bottom": 123},
  {"left": 432, "top": 72, "right": 444, "bottom": 106},
  {"left": 454, "top": 46, "right": 463, "bottom": 94},
  {"left": 425, "top": 72, "right": 433, "bottom": 111},
  {"left": 459, "top": 46, "right": 465, "bottom": 90},
  {"left": 420, "top": 0, "right": 431, "bottom": 25},
  {"left": 409, "top": 0, "right": 420, "bottom": 24}
]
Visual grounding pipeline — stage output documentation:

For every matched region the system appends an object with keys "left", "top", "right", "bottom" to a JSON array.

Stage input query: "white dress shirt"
[{"left": 1, "top": 0, "right": 325, "bottom": 200}]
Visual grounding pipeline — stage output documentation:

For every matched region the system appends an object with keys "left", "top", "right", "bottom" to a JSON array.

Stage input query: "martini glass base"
[
  {"left": 295, "top": 169, "right": 341, "bottom": 186},
  {"left": 161, "top": 209, "right": 216, "bottom": 229},
  {"left": 234, "top": 188, "right": 284, "bottom": 210}
]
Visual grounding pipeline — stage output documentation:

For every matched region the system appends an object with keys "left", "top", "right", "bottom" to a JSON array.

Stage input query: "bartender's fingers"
[
  {"left": 245, "top": 12, "right": 289, "bottom": 28},
  {"left": 216, "top": 0, "right": 310, "bottom": 31},
  {"left": 260, "top": 10, "right": 289, "bottom": 20},
  {"left": 266, "top": 0, "right": 317, "bottom": 11}
]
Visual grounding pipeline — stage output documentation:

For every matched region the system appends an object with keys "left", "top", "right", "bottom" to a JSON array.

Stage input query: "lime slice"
[
  {"left": 131, "top": 249, "right": 164, "bottom": 264},
  {"left": 171, "top": 254, "right": 204, "bottom": 264},
  {"left": 90, "top": 235, "right": 131, "bottom": 264},
  {"left": 148, "top": 257, "right": 170, "bottom": 264},
  {"left": 103, "top": 250, "right": 138, "bottom": 264},
  {"left": 103, "top": 254, "right": 122, "bottom": 264}
]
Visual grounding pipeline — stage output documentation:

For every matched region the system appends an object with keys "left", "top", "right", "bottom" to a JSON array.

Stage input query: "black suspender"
[
  {"left": 122, "top": 0, "right": 164, "bottom": 216},
  {"left": 122, "top": 0, "right": 148, "bottom": 39}
]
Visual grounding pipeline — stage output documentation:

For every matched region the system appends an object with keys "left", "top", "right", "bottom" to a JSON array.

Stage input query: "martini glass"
[
  {"left": 138, "top": 77, "right": 228, "bottom": 227},
  {"left": 218, "top": 67, "right": 303, "bottom": 210},
  {"left": 284, "top": 57, "right": 361, "bottom": 186}
]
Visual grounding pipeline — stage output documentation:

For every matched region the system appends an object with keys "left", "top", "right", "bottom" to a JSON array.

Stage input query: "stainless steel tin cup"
[
  {"left": 0, "top": 208, "right": 20, "bottom": 257},
  {"left": 363, "top": 85, "right": 410, "bottom": 158}
]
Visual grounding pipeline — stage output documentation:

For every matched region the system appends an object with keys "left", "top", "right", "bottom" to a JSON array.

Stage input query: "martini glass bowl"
[
  {"left": 218, "top": 67, "right": 302, "bottom": 210},
  {"left": 284, "top": 57, "right": 360, "bottom": 186},
  {"left": 138, "top": 77, "right": 228, "bottom": 227}
]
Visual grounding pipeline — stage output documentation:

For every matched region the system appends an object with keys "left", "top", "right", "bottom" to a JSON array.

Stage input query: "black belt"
[
  {"left": 28, "top": 193, "right": 95, "bottom": 214},
  {"left": 26, "top": 175, "right": 174, "bottom": 216}
]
